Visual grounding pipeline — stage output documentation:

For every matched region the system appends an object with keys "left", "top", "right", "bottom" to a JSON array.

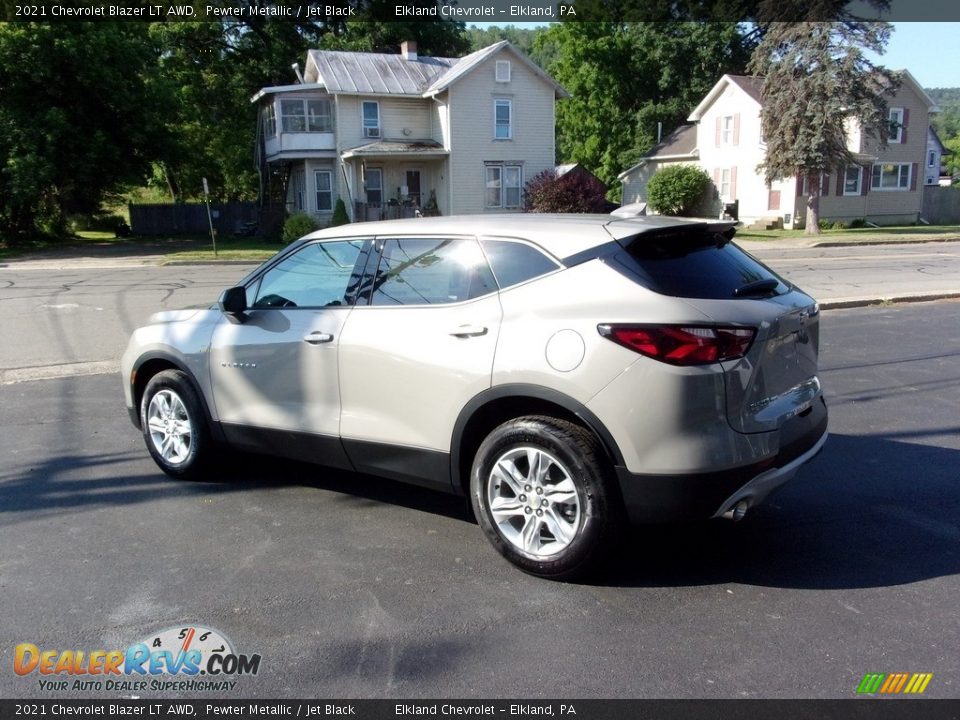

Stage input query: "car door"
[
  {"left": 337, "top": 236, "right": 502, "bottom": 486},
  {"left": 209, "top": 237, "right": 371, "bottom": 464}
]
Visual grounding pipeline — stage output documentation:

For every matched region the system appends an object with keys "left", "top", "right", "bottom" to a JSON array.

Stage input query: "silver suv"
[{"left": 122, "top": 214, "right": 827, "bottom": 579}]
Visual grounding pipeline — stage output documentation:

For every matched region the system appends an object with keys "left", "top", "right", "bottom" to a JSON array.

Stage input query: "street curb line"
[
  {"left": 820, "top": 292, "right": 960, "bottom": 310},
  {"left": 810, "top": 236, "right": 960, "bottom": 248}
]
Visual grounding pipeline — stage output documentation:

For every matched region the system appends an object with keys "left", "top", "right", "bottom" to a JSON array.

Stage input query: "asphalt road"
[
  {"left": 1, "top": 241, "right": 960, "bottom": 377},
  {"left": 1, "top": 301, "right": 958, "bottom": 699}
]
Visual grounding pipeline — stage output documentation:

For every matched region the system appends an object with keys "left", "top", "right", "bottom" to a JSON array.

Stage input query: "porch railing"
[{"left": 354, "top": 201, "right": 421, "bottom": 222}]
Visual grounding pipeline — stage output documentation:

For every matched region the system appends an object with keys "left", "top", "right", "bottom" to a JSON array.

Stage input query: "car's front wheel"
[
  {"left": 140, "top": 369, "right": 212, "bottom": 479},
  {"left": 470, "top": 416, "right": 622, "bottom": 580}
]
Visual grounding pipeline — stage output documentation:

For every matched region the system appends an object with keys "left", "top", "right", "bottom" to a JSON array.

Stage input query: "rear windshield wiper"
[{"left": 733, "top": 278, "right": 780, "bottom": 298}]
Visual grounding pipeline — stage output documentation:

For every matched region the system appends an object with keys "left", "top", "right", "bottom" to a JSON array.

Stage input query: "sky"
[{"left": 471, "top": 22, "right": 960, "bottom": 89}]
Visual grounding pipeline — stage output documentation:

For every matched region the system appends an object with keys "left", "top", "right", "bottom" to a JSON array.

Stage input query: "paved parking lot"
[{"left": 1, "top": 300, "right": 958, "bottom": 699}]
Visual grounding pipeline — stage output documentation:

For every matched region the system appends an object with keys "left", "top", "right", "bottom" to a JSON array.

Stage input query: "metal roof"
[{"left": 307, "top": 49, "right": 458, "bottom": 95}]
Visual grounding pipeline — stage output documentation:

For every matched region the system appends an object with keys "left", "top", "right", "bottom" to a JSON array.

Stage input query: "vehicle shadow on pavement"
[
  {"left": 601, "top": 432, "right": 960, "bottom": 590},
  {"left": 208, "top": 452, "right": 474, "bottom": 523}
]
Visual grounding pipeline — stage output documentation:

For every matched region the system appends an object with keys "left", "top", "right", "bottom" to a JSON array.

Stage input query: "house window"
[
  {"left": 362, "top": 101, "right": 380, "bottom": 138},
  {"left": 306, "top": 100, "right": 332, "bottom": 132},
  {"left": 263, "top": 103, "right": 276, "bottom": 138},
  {"left": 314, "top": 170, "right": 333, "bottom": 211},
  {"left": 888, "top": 108, "right": 904, "bottom": 143},
  {"left": 495, "top": 60, "right": 511, "bottom": 83},
  {"left": 843, "top": 165, "right": 862, "bottom": 195},
  {"left": 364, "top": 167, "right": 383, "bottom": 205},
  {"left": 871, "top": 163, "right": 911, "bottom": 191},
  {"left": 722, "top": 115, "right": 734, "bottom": 145},
  {"left": 485, "top": 163, "right": 523, "bottom": 209},
  {"left": 280, "top": 98, "right": 332, "bottom": 133},
  {"left": 494, "top": 99, "right": 512, "bottom": 140},
  {"left": 719, "top": 168, "right": 731, "bottom": 199},
  {"left": 928, "top": 150, "right": 937, "bottom": 168},
  {"left": 291, "top": 168, "right": 305, "bottom": 211}
]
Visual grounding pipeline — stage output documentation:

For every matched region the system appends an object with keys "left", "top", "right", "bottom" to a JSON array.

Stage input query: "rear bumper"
[{"left": 615, "top": 396, "right": 828, "bottom": 524}]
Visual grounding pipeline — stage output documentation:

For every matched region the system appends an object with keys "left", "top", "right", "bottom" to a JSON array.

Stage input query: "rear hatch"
[{"left": 603, "top": 219, "right": 822, "bottom": 434}]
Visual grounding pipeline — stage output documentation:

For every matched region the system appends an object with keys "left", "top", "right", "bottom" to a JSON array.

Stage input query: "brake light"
[{"left": 598, "top": 324, "right": 756, "bottom": 366}]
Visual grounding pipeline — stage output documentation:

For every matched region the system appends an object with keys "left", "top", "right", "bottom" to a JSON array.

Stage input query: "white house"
[
  {"left": 252, "top": 40, "right": 568, "bottom": 223},
  {"left": 619, "top": 73, "right": 939, "bottom": 228},
  {"left": 926, "top": 127, "right": 950, "bottom": 186}
]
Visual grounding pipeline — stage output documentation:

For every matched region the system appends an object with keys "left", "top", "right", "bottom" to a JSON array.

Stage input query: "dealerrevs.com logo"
[
  {"left": 856, "top": 672, "right": 934, "bottom": 695},
  {"left": 14, "top": 625, "right": 261, "bottom": 692}
]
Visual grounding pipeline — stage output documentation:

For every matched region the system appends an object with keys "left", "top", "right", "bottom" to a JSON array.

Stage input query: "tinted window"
[
  {"left": 616, "top": 231, "right": 790, "bottom": 299},
  {"left": 254, "top": 240, "right": 364, "bottom": 308},
  {"left": 482, "top": 239, "right": 559, "bottom": 289},
  {"left": 369, "top": 238, "right": 496, "bottom": 306}
]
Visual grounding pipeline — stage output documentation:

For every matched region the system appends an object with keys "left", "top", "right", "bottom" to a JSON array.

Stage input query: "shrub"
[
  {"left": 282, "top": 213, "right": 318, "bottom": 244},
  {"left": 524, "top": 169, "right": 609, "bottom": 213},
  {"left": 831, "top": 220, "right": 847, "bottom": 230},
  {"left": 848, "top": 217, "right": 867, "bottom": 229},
  {"left": 818, "top": 218, "right": 833, "bottom": 231},
  {"left": 329, "top": 198, "right": 350, "bottom": 227},
  {"left": 647, "top": 165, "right": 711, "bottom": 216}
]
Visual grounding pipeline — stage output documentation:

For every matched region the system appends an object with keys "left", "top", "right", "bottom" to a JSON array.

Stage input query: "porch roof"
[{"left": 341, "top": 139, "right": 448, "bottom": 160}]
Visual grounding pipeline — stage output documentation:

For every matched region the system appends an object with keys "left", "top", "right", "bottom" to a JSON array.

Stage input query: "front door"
[
  {"left": 404, "top": 169, "right": 422, "bottom": 206},
  {"left": 209, "top": 238, "right": 369, "bottom": 448}
]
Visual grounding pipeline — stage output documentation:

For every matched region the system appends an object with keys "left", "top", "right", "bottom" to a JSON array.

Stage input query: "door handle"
[
  {"left": 303, "top": 331, "right": 334, "bottom": 345},
  {"left": 448, "top": 324, "right": 488, "bottom": 338}
]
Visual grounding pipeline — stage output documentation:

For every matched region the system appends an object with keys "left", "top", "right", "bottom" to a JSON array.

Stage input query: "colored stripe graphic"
[{"left": 857, "top": 672, "right": 932, "bottom": 694}]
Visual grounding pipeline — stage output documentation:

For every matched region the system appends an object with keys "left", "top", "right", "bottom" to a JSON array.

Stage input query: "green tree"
[
  {"left": 537, "top": 22, "right": 751, "bottom": 191},
  {"left": 646, "top": 165, "right": 711, "bottom": 216},
  {"left": 748, "top": 21, "right": 897, "bottom": 234},
  {"left": 0, "top": 23, "right": 166, "bottom": 237}
]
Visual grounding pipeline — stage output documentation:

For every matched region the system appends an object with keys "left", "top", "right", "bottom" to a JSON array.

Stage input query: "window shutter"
[
  {"left": 836, "top": 170, "right": 844, "bottom": 196},
  {"left": 901, "top": 108, "right": 909, "bottom": 144},
  {"left": 733, "top": 113, "right": 740, "bottom": 146},
  {"left": 730, "top": 166, "right": 738, "bottom": 199},
  {"left": 910, "top": 162, "right": 918, "bottom": 191},
  {"left": 820, "top": 174, "right": 829, "bottom": 196},
  {"left": 862, "top": 165, "right": 870, "bottom": 195},
  {"left": 796, "top": 173, "right": 804, "bottom": 196},
  {"left": 715, "top": 117, "right": 721, "bottom": 147},
  {"left": 713, "top": 167, "right": 720, "bottom": 188}
]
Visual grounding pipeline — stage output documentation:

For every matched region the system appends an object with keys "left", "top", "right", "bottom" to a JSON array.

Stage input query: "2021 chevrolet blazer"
[{"left": 122, "top": 214, "right": 827, "bottom": 579}]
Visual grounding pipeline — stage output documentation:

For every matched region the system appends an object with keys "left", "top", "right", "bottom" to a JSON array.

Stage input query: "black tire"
[
  {"left": 470, "top": 415, "right": 623, "bottom": 581},
  {"left": 140, "top": 369, "right": 213, "bottom": 480}
]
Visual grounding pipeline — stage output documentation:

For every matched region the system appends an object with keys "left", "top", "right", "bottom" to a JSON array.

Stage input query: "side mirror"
[{"left": 218, "top": 286, "right": 248, "bottom": 315}]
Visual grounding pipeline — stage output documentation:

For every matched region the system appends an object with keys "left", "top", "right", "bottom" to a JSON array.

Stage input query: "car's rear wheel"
[
  {"left": 470, "top": 415, "right": 622, "bottom": 580},
  {"left": 140, "top": 369, "right": 212, "bottom": 479}
]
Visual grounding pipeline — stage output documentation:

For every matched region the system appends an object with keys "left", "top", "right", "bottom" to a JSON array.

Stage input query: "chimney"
[{"left": 401, "top": 40, "right": 418, "bottom": 61}]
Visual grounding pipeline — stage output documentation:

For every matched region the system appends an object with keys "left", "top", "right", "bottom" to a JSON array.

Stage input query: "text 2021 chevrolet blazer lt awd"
[{"left": 122, "top": 214, "right": 827, "bottom": 579}]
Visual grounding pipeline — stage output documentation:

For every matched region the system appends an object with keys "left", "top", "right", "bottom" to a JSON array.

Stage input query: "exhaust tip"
[{"left": 722, "top": 500, "right": 750, "bottom": 522}]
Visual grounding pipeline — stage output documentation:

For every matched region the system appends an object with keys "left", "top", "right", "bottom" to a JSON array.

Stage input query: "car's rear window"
[{"left": 614, "top": 230, "right": 790, "bottom": 299}]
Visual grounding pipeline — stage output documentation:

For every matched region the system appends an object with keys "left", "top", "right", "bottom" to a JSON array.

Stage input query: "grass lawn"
[
  {"left": 0, "top": 230, "right": 130, "bottom": 260},
  {"left": 160, "top": 237, "right": 281, "bottom": 263},
  {"left": 736, "top": 225, "right": 960, "bottom": 241}
]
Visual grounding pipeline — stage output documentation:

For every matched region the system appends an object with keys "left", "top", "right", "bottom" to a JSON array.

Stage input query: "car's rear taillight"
[{"left": 598, "top": 324, "right": 756, "bottom": 366}]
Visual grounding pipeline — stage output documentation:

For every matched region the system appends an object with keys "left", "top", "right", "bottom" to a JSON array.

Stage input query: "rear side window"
[
  {"left": 615, "top": 231, "right": 790, "bottom": 299},
  {"left": 369, "top": 238, "right": 497, "bottom": 306},
  {"left": 482, "top": 239, "right": 559, "bottom": 289}
]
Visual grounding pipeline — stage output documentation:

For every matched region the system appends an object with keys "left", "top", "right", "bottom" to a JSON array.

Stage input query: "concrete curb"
[{"left": 819, "top": 292, "right": 960, "bottom": 310}]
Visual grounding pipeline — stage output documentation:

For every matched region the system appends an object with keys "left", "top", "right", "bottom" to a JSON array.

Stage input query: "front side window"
[
  {"left": 719, "top": 168, "right": 731, "bottom": 198},
  {"left": 369, "top": 238, "right": 497, "bottom": 306},
  {"left": 362, "top": 101, "right": 380, "bottom": 137},
  {"left": 871, "top": 163, "right": 911, "bottom": 190},
  {"left": 315, "top": 170, "right": 333, "bottom": 211},
  {"left": 928, "top": 150, "right": 937, "bottom": 168},
  {"left": 485, "top": 166, "right": 502, "bottom": 208},
  {"left": 843, "top": 165, "right": 862, "bottom": 195},
  {"left": 281, "top": 99, "right": 306, "bottom": 132},
  {"left": 494, "top": 99, "right": 512, "bottom": 140},
  {"left": 306, "top": 99, "right": 332, "bottom": 132},
  {"left": 254, "top": 240, "right": 365, "bottom": 309},
  {"left": 888, "top": 108, "right": 904, "bottom": 143}
]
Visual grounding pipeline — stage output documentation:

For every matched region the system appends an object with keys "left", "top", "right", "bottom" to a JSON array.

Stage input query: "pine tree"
[{"left": 748, "top": 21, "right": 897, "bottom": 234}]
